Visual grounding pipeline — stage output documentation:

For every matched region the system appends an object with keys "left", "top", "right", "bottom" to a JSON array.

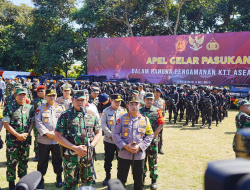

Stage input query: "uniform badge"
[
  {"left": 140, "top": 133, "right": 143, "bottom": 137},
  {"left": 109, "top": 120, "right": 113, "bottom": 125},
  {"left": 36, "top": 109, "right": 40, "bottom": 115},
  {"left": 44, "top": 118, "right": 49, "bottom": 123},
  {"left": 124, "top": 132, "right": 128, "bottom": 137},
  {"left": 116, "top": 119, "right": 120, "bottom": 125},
  {"left": 60, "top": 100, "right": 64, "bottom": 102},
  {"left": 124, "top": 122, "right": 129, "bottom": 125}
]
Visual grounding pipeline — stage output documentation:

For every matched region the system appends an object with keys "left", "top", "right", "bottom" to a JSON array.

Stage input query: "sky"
[
  {"left": 10, "top": 0, "right": 83, "bottom": 8},
  {"left": 11, "top": 0, "right": 34, "bottom": 7}
]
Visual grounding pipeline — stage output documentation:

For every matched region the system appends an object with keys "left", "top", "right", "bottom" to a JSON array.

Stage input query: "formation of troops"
[{"left": 0, "top": 76, "right": 239, "bottom": 190}]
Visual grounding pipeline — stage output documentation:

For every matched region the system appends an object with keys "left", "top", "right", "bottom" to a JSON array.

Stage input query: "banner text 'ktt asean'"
[{"left": 88, "top": 31, "right": 250, "bottom": 85}]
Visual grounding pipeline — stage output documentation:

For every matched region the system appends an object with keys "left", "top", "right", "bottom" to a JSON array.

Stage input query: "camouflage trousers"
[
  {"left": 62, "top": 154, "right": 93, "bottom": 190},
  {"left": 144, "top": 139, "right": 159, "bottom": 180},
  {"left": 33, "top": 126, "right": 39, "bottom": 154},
  {"left": 6, "top": 143, "right": 30, "bottom": 181}
]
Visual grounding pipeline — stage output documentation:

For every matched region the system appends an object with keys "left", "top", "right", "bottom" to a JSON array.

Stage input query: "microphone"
[
  {"left": 15, "top": 171, "right": 42, "bottom": 190},
  {"left": 77, "top": 187, "right": 96, "bottom": 190},
  {"left": 108, "top": 179, "right": 126, "bottom": 190},
  {"left": 80, "top": 106, "right": 85, "bottom": 116}
]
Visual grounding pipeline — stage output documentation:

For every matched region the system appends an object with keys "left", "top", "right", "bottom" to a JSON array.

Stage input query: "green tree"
[
  {"left": 29, "top": 0, "right": 77, "bottom": 76},
  {"left": 0, "top": 0, "right": 34, "bottom": 70}
]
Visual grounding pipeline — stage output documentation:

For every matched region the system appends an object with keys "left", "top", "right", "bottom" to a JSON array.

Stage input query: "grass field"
[{"left": 0, "top": 109, "right": 237, "bottom": 190}]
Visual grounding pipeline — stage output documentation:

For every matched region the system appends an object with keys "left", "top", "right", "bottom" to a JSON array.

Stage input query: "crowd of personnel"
[{"left": 0, "top": 76, "right": 248, "bottom": 190}]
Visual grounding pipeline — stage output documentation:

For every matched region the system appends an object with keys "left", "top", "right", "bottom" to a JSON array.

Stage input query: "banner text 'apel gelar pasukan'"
[{"left": 88, "top": 31, "right": 250, "bottom": 85}]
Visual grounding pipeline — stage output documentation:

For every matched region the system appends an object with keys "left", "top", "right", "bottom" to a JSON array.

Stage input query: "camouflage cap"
[
  {"left": 15, "top": 87, "right": 27, "bottom": 95},
  {"left": 144, "top": 92, "right": 154, "bottom": 99},
  {"left": 128, "top": 96, "right": 140, "bottom": 103},
  {"left": 236, "top": 100, "right": 250, "bottom": 108},
  {"left": 91, "top": 87, "right": 100, "bottom": 93},
  {"left": 73, "top": 90, "right": 86, "bottom": 100},
  {"left": 132, "top": 90, "right": 139, "bottom": 95},
  {"left": 82, "top": 89, "right": 89, "bottom": 96},
  {"left": 14, "top": 83, "right": 22, "bottom": 88}
]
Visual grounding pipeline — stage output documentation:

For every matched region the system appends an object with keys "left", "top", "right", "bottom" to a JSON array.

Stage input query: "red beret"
[{"left": 36, "top": 85, "right": 47, "bottom": 91}]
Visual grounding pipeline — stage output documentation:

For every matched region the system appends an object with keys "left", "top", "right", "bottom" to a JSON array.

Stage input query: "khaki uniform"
[
  {"left": 35, "top": 103, "right": 65, "bottom": 144},
  {"left": 101, "top": 106, "right": 127, "bottom": 178},
  {"left": 101, "top": 106, "right": 127, "bottom": 144},
  {"left": 56, "top": 96, "right": 72, "bottom": 110},
  {"left": 35, "top": 103, "right": 65, "bottom": 178}
]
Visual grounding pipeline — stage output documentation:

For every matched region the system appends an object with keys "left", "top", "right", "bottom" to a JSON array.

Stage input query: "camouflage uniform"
[
  {"left": 5, "top": 82, "right": 14, "bottom": 97},
  {"left": 2, "top": 101, "right": 34, "bottom": 181},
  {"left": 89, "top": 95, "right": 99, "bottom": 107},
  {"left": 30, "top": 97, "right": 47, "bottom": 156},
  {"left": 233, "top": 111, "right": 250, "bottom": 152},
  {"left": 55, "top": 107, "right": 100, "bottom": 190},
  {"left": 4, "top": 94, "right": 16, "bottom": 106},
  {"left": 140, "top": 106, "right": 164, "bottom": 181}
]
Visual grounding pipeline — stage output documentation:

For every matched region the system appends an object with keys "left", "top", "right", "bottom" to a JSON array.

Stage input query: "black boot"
[
  {"left": 37, "top": 177, "right": 44, "bottom": 189},
  {"left": 9, "top": 181, "right": 15, "bottom": 190},
  {"left": 56, "top": 174, "right": 63, "bottom": 188},
  {"left": 151, "top": 179, "right": 157, "bottom": 190},
  {"left": 34, "top": 153, "right": 39, "bottom": 162},
  {"left": 158, "top": 149, "right": 164, "bottom": 154},
  {"left": 102, "top": 173, "right": 111, "bottom": 186}
]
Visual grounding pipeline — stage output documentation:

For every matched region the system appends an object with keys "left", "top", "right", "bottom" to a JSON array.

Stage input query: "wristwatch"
[
  {"left": 90, "top": 144, "right": 95, "bottom": 148},
  {"left": 27, "top": 131, "right": 31, "bottom": 135}
]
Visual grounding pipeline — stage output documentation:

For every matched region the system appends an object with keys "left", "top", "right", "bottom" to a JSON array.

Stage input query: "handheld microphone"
[
  {"left": 80, "top": 106, "right": 85, "bottom": 116},
  {"left": 108, "top": 179, "right": 126, "bottom": 190},
  {"left": 15, "top": 171, "right": 42, "bottom": 190}
]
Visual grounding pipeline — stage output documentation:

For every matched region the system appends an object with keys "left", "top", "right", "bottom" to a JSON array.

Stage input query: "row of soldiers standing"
[{"left": 0, "top": 77, "right": 166, "bottom": 190}]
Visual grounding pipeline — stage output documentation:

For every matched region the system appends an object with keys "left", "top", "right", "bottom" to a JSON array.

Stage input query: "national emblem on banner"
[
  {"left": 189, "top": 35, "right": 204, "bottom": 51},
  {"left": 206, "top": 38, "right": 219, "bottom": 51},
  {"left": 175, "top": 39, "right": 187, "bottom": 52}
]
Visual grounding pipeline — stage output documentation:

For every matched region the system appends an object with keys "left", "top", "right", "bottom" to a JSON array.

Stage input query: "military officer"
[
  {"left": 101, "top": 94, "right": 127, "bottom": 186},
  {"left": 4, "top": 83, "right": 22, "bottom": 106},
  {"left": 89, "top": 87, "right": 100, "bottom": 107},
  {"left": 139, "top": 92, "right": 164, "bottom": 190},
  {"left": 2, "top": 88, "right": 35, "bottom": 190},
  {"left": 56, "top": 83, "right": 73, "bottom": 110},
  {"left": 30, "top": 85, "right": 47, "bottom": 161},
  {"left": 5, "top": 78, "right": 14, "bottom": 97},
  {"left": 35, "top": 89, "right": 65, "bottom": 189},
  {"left": 113, "top": 96, "right": 154, "bottom": 190},
  {"left": 55, "top": 90, "right": 102, "bottom": 190},
  {"left": 31, "top": 79, "right": 40, "bottom": 99},
  {"left": 233, "top": 100, "right": 250, "bottom": 156},
  {"left": 153, "top": 88, "right": 165, "bottom": 154}
]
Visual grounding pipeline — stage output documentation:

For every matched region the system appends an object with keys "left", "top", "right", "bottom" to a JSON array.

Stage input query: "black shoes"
[
  {"left": 151, "top": 179, "right": 157, "bottom": 190},
  {"left": 158, "top": 149, "right": 164, "bottom": 154},
  {"left": 9, "top": 181, "right": 15, "bottom": 190},
  {"left": 37, "top": 178, "right": 44, "bottom": 189},
  {"left": 103, "top": 176, "right": 110, "bottom": 186},
  {"left": 34, "top": 154, "right": 39, "bottom": 162},
  {"left": 56, "top": 174, "right": 63, "bottom": 188}
]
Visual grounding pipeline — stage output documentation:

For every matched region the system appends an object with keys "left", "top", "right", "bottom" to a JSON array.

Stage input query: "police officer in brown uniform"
[{"left": 113, "top": 96, "right": 154, "bottom": 190}]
